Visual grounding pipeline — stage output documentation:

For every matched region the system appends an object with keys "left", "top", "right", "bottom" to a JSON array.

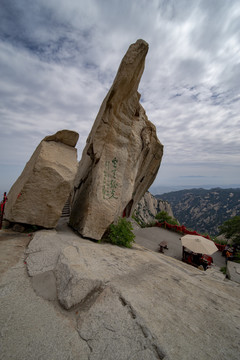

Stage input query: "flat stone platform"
[{"left": 0, "top": 220, "right": 239, "bottom": 360}]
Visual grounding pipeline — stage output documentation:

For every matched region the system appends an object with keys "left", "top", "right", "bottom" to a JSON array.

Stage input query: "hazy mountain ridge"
[{"left": 156, "top": 188, "right": 240, "bottom": 236}]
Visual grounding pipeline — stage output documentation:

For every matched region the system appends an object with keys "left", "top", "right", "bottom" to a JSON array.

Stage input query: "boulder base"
[
  {"left": 70, "top": 39, "right": 163, "bottom": 240},
  {"left": 4, "top": 130, "right": 78, "bottom": 228}
]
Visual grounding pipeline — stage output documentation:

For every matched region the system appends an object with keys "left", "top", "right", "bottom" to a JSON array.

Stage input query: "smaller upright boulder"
[{"left": 4, "top": 130, "right": 79, "bottom": 228}]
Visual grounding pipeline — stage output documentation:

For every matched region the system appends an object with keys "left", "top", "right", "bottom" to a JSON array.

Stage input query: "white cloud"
[{"left": 0, "top": 0, "right": 240, "bottom": 194}]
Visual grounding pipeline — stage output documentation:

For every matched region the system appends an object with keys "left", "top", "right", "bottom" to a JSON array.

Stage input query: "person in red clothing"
[
  {"left": 0, "top": 192, "right": 7, "bottom": 229},
  {"left": 226, "top": 249, "right": 233, "bottom": 263}
]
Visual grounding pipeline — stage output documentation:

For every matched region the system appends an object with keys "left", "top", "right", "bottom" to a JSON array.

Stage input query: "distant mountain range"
[
  {"left": 156, "top": 188, "right": 240, "bottom": 236},
  {"left": 150, "top": 184, "right": 240, "bottom": 195}
]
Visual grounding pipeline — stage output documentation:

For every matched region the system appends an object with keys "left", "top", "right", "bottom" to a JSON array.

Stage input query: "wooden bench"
[{"left": 159, "top": 241, "right": 168, "bottom": 253}]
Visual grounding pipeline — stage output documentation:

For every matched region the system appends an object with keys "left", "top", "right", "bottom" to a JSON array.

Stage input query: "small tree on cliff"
[
  {"left": 108, "top": 217, "right": 135, "bottom": 248},
  {"left": 155, "top": 211, "right": 178, "bottom": 226},
  {"left": 218, "top": 215, "right": 240, "bottom": 245}
]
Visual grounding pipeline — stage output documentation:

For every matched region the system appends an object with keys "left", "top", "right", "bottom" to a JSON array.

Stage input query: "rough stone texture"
[
  {"left": 227, "top": 261, "right": 240, "bottom": 284},
  {"left": 0, "top": 230, "right": 30, "bottom": 276},
  {"left": 0, "top": 252, "right": 90, "bottom": 360},
  {"left": 69, "top": 39, "right": 163, "bottom": 240},
  {"left": 4, "top": 130, "right": 78, "bottom": 228},
  {"left": 55, "top": 246, "right": 104, "bottom": 309},
  {"left": 43, "top": 129, "right": 79, "bottom": 147},
  {"left": 26, "top": 230, "right": 72, "bottom": 276},
  {"left": 31, "top": 270, "right": 57, "bottom": 301},
  {"left": 24, "top": 227, "right": 240, "bottom": 360},
  {"left": 134, "top": 191, "right": 174, "bottom": 224},
  {"left": 77, "top": 286, "right": 163, "bottom": 360}
]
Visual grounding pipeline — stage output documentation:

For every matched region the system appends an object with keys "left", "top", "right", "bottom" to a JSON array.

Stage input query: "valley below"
[{"left": 157, "top": 188, "right": 240, "bottom": 236}]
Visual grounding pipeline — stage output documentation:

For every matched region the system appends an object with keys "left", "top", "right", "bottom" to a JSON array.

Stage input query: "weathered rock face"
[
  {"left": 4, "top": 130, "right": 79, "bottom": 228},
  {"left": 23, "top": 229, "right": 240, "bottom": 360},
  {"left": 43, "top": 129, "right": 79, "bottom": 147},
  {"left": 227, "top": 261, "right": 240, "bottom": 284},
  {"left": 134, "top": 191, "right": 174, "bottom": 225},
  {"left": 70, "top": 39, "right": 163, "bottom": 240}
]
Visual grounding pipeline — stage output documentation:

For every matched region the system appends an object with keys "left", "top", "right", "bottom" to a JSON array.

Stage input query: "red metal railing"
[
  {"left": 0, "top": 192, "right": 7, "bottom": 229},
  {"left": 155, "top": 221, "right": 224, "bottom": 249}
]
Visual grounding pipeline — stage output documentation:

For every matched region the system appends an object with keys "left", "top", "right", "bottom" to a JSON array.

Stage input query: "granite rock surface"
[
  {"left": 4, "top": 130, "right": 78, "bottom": 228},
  {"left": 22, "top": 227, "right": 240, "bottom": 360},
  {"left": 69, "top": 40, "right": 163, "bottom": 240}
]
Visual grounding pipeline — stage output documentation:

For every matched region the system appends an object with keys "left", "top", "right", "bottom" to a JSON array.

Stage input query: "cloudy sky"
[{"left": 1, "top": 0, "right": 240, "bottom": 195}]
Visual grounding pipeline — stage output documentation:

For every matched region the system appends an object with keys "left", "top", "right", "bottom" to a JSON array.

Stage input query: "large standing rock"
[
  {"left": 70, "top": 39, "right": 163, "bottom": 240},
  {"left": 4, "top": 130, "right": 79, "bottom": 228}
]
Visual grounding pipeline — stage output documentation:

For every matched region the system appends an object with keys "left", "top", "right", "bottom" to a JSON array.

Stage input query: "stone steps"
[{"left": 61, "top": 198, "right": 70, "bottom": 217}]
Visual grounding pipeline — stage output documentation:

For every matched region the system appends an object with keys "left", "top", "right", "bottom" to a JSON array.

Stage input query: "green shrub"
[
  {"left": 220, "top": 266, "right": 227, "bottom": 274},
  {"left": 218, "top": 215, "right": 240, "bottom": 245},
  {"left": 234, "top": 252, "right": 240, "bottom": 263},
  {"left": 155, "top": 211, "right": 178, "bottom": 225},
  {"left": 107, "top": 217, "right": 135, "bottom": 248},
  {"left": 213, "top": 238, "right": 227, "bottom": 245}
]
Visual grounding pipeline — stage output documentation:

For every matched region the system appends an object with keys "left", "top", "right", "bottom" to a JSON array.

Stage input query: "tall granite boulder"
[
  {"left": 70, "top": 39, "right": 163, "bottom": 240},
  {"left": 4, "top": 130, "right": 79, "bottom": 228}
]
